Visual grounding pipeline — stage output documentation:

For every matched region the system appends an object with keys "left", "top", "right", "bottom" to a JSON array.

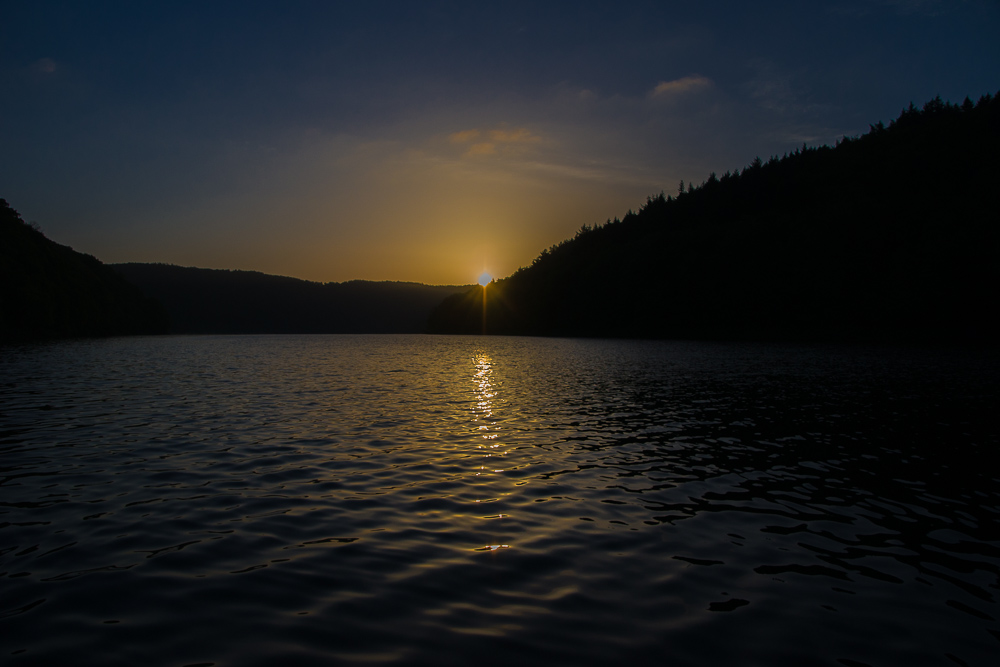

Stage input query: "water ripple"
[{"left": 1, "top": 335, "right": 997, "bottom": 666}]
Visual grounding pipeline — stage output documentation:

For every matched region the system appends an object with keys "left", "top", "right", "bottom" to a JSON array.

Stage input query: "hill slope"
[
  {"left": 428, "top": 94, "right": 1000, "bottom": 343},
  {"left": 1, "top": 199, "right": 168, "bottom": 343},
  {"left": 114, "top": 263, "right": 471, "bottom": 334}
]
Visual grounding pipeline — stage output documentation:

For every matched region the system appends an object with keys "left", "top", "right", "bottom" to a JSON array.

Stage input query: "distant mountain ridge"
[
  {"left": 428, "top": 93, "right": 1000, "bottom": 344},
  {"left": 1, "top": 199, "right": 167, "bottom": 343},
  {"left": 113, "top": 262, "right": 471, "bottom": 334}
]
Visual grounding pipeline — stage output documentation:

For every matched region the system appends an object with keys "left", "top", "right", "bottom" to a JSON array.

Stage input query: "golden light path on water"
[{"left": 472, "top": 353, "right": 509, "bottom": 552}]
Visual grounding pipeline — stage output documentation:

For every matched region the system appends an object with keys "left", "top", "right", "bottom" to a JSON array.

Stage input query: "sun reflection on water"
[
  {"left": 473, "top": 353, "right": 500, "bottom": 446},
  {"left": 471, "top": 352, "right": 513, "bottom": 551}
]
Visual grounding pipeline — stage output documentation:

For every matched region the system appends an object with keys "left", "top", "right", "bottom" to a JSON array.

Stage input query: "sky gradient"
[{"left": 3, "top": 1, "right": 998, "bottom": 285}]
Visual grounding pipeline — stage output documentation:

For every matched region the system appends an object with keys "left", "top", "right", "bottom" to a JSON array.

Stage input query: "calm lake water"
[{"left": 1, "top": 335, "right": 998, "bottom": 666}]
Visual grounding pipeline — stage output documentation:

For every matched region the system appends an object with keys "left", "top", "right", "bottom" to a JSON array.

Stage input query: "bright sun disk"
[{"left": 478, "top": 272, "right": 492, "bottom": 287}]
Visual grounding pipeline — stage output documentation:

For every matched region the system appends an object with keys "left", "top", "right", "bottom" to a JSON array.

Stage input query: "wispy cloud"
[
  {"left": 449, "top": 125, "right": 541, "bottom": 157},
  {"left": 467, "top": 142, "right": 496, "bottom": 156},
  {"left": 489, "top": 127, "right": 539, "bottom": 143},
  {"left": 649, "top": 75, "right": 713, "bottom": 98},
  {"left": 448, "top": 129, "right": 480, "bottom": 143},
  {"left": 32, "top": 57, "right": 57, "bottom": 74},
  {"left": 521, "top": 159, "right": 654, "bottom": 186},
  {"left": 743, "top": 60, "right": 798, "bottom": 113}
]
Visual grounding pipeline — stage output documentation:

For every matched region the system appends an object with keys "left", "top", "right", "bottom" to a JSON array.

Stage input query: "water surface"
[{"left": 1, "top": 335, "right": 998, "bottom": 666}]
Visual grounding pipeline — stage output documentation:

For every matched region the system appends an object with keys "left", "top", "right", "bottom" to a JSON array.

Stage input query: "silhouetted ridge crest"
[
  {"left": 428, "top": 93, "right": 1000, "bottom": 343},
  {"left": 1, "top": 199, "right": 168, "bottom": 343},
  {"left": 114, "top": 263, "right": 471, "bottom": 334}
]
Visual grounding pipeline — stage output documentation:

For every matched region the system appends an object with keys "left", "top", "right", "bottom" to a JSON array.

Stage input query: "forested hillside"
[
  {"left": 1, "top": 199, "right": 167, "bottom": 343},
  {"left": 428, "top": 93, "right": 1000, "bottom": 343},
  {"left": 115, "top": 263, "right": 470, "bottom": 334}
]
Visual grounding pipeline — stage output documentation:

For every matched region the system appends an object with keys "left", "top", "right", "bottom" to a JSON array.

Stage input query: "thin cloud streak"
[
  {"left": 33, "top": 57, "right": 57, "bottom": 73},
  {"left": 449, "top": 125, "right": 543, "bottom": 158},
  {"left": 650, "top": 75, "right": 713, "bottom": 97}
]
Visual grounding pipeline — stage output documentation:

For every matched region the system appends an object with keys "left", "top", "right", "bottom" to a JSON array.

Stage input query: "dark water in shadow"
[{"left": 1, "top": 335, "right": 997, "bottom": 666}]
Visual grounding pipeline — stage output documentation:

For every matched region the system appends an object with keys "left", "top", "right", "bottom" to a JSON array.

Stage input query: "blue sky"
[{"left": 2, "top": 0, "right": 998, "bottom": 284}]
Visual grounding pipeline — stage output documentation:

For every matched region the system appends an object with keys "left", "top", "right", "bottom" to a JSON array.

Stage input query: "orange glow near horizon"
[{"left": 76, "top": 121, "right": 658, "bottom": 287}]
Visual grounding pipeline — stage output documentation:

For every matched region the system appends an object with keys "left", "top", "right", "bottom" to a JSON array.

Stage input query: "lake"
[{"left": 1, "top": 335, "right": 997, "bottom": 666}]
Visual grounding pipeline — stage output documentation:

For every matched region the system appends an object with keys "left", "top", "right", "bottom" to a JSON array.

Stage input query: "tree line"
[
  {"left": 1, "top": 199, "right": 168, "bottom": 343},
  {"left": 428, "top": 93, "right": 1000, "bottom": 344},
  {"left": 114, "top": 263, "right": 470, "bottom": 335}
]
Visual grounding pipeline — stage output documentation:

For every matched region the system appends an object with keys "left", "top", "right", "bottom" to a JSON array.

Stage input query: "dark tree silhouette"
[
  {"left": 113, "top": 263, "right": 471, "bottom": 335},
  {"left": 1, "top": 199, "right": 168, "bottom": 343},
  {"left": 428, "top": 92, "right": 1000, "bottom": 344}
]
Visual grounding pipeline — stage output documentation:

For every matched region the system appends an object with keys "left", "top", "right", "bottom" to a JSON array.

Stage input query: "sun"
[{"left": 478, "top": 272, "right": 492, "bottom": 287}]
